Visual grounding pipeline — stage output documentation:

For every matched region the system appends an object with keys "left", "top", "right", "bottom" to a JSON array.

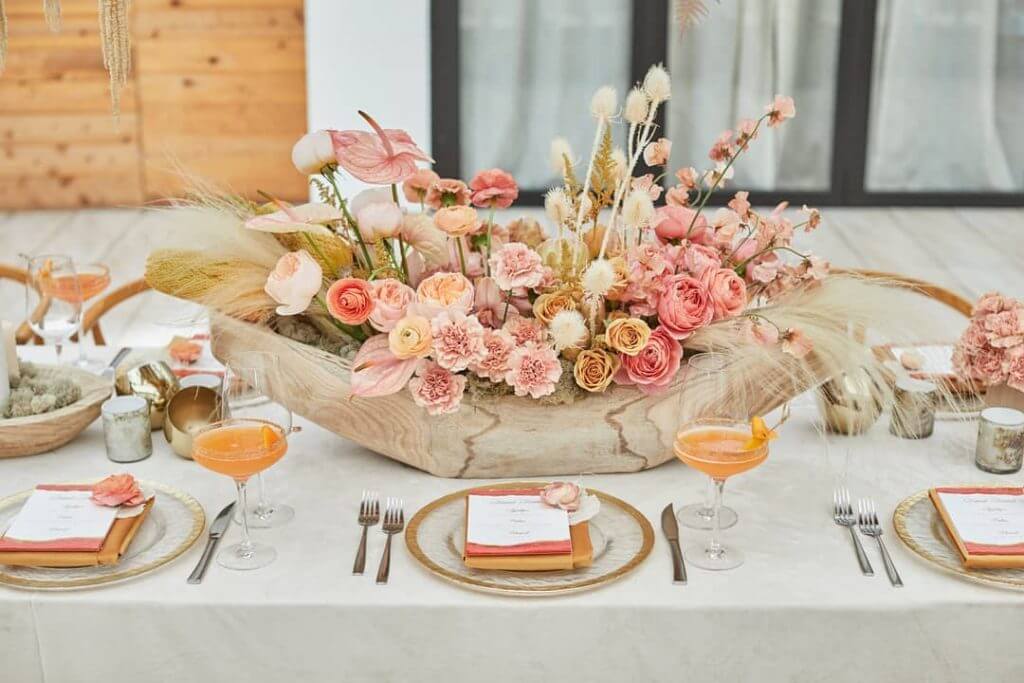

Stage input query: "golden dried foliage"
[
  {"left": 588, "top": 126, "right": 617, "bottom": 220},
  {"left": 99, "top": 0, "right": 132, "bottom": 118},
  {"left": 274, "top": 232, "right": 353, "bottom": 278}
]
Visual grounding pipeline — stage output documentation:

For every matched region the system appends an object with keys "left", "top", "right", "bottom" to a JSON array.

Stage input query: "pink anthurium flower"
[
  {"left": 244, "top": 202, "right": 344, "bottom": 235},
  {"left": 330, "top": 111, "right": 434, "bottom": 185},
  {"left": 350, "top": 334, "right": 419, "bottom": 398}
]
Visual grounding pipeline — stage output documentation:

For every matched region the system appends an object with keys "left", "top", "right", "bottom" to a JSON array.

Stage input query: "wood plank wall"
[{"left": 0, "top": 0, "right": 307, "bottom": 209}]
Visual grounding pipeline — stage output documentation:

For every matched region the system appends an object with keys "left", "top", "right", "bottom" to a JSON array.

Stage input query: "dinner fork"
[
  {"left": 352, "top": 490, "right": 379, "bottom": 575},
  {"left": 858, "top": 498, "right": 903, "bottom": 587},
  {"left": 375, "top": 498, "right": 404, "bottom": 585},
  {"left": 832, "top": 486, "right": 874, "bottom": 576}
]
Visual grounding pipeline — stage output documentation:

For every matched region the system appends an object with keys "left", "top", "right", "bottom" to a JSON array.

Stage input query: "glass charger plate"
[
  {"left": 404, "top": 482, "right": 654, "bottom": 596},
  {"left": 0, "top": 481, "right": 205, "bottom": 590},
  {"left": 893, "top": 489, "right": 1024, "bottom": 591}
]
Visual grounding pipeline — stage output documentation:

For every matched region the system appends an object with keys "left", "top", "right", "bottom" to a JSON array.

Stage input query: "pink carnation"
[
  {"left": 984, "top": 309, "right": 1024, "bottom": 348},
  {"left": 975, "top": 292, "right": 1011, "bottom": 316},
  {"left": 503, "top": 315, "right": 548, "bottom": 346},
  {"left": 470, "top": 328, "right": 517, "bottom": 382},
  {"left": 504, "top": 343, "right": 562, "bottom": 398},
  {"left": 430, "top": 311, "right": 486, "bottom": 372},
  {"left": 1007, "top": 348, "right": 1024, "bottom": 392},
  {"left": 469, "top": 168, "right": 519, "bottom": 209},
  {"left": 368, "top": 278, "right": 415, "bottom": 332},
  {"left": 614, "top": 326, "right": 682, "bottom": 395},
  {"left": 489, "top": 242, "right": 545, "bottom": 291},
  {"left": 656, "top": 274, "right": 714, "bottom": 340},
  {"left": 91, "top": 474, "right": 146, "bottom": 507},
  {"left": 409, "top": 361, "right": 466, "bottom": 415}
]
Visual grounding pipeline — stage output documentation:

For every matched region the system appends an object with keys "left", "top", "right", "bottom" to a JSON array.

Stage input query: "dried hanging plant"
[
  {"left": 98, "top": 0, "right": 131, "bottom": 117},
  {"left": 674, "top": 0, "right": 709, "bottom": 33},
  {"left": 0, "top": 0, "right": 7, "bottom": 74},
  {"left": 43, "top": 0, "right": 60, "bottom": 31}
]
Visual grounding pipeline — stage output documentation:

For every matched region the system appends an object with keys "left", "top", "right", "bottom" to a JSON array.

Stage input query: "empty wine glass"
[{"left": 24, "top": 255, "right": 81, "bottom": 365}]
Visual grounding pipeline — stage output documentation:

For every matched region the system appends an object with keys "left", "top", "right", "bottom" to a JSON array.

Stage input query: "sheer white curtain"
[
  {"left": 666, "top": 0, "right": 841, "bottom": 190},
  {"left": 867, "top": 0, "right": 1024, "bottom": 191},
  {"left": 459, "top": 0, "right": 632, "bottom": 188}
]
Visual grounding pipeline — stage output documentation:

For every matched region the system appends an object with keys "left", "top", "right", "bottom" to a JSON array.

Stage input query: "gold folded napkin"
[
  {"left": 0, "top": 498, "right": 153, "bottom": 568},
  {"left": 929, "top": 486, "right": 1024, "bottom": 569}
]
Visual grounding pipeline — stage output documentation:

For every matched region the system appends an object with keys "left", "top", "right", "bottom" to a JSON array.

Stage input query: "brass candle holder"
[{"left": 115, "top": 361, "right": 180, "bottom": 430}]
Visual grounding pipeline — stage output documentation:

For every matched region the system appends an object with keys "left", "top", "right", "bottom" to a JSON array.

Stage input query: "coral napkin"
[{"left": 929, "top": 486, "right": 1024, "bottom": 569}]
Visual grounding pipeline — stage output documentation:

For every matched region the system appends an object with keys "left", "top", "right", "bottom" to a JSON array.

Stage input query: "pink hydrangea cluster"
[{"left": 954, "top": 292, "right": 1024, "bottom": 390}]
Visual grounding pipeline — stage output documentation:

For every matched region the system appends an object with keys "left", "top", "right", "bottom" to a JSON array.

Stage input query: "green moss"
[{"left": 2, "top": 362, "right": 82, "bottom": 419}]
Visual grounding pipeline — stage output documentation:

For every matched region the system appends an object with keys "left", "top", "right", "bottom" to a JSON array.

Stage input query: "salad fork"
[
  {"left": 858, "top": 498, "right": 903, "bottom": 587},
  {"left": 832, "top": 486, "right": 873, "bottom": 576},
  {"left": 376, "top": 498, "right": 404, "bottom": 585},
  {"left": 352, "top": 490, "right": 379, "bottom": 575}
]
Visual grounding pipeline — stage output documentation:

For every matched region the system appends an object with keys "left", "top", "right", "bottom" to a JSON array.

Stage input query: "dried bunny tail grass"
[
  {"left": 98, "top": 0, "right": 132, "bottom": 118},
  {"left": 686, "top": 274, "right": 959, "bottom": 418}
]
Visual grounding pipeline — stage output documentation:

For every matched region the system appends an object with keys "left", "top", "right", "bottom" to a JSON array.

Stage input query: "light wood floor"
[{"left": 2, "top": 207, "right": 1022, "bottom": 347}]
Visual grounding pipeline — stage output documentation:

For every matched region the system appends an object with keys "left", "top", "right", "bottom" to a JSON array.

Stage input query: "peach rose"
[
  {"left": 656, "top": 274, "right": 714, "bottom": 340},
  {"left": 703, "top": 267, "right": 747, "bottom": 320},
  {"left": 91, "top": 473, "right": 145, "bottom": 507},
  {"left": 368, "top": 278, "right": 415, "bottom": 332},
  {"left": 434, "top": 205, "right": 481, "bottom": 238},
  {"left": 326, "top": 277, "right": 374, "bottom": 325},
  {"left": 413, "top": 271, "right": 474, "bottom": 318},
  {"left": 605, "top": 318, "right": 651, "bottom": 356},
  {"left": 264, "top": 249, "right": 323, "bottom": 316},
  {"left": 540, "top": 482, "right": 582, "bottom": 511},
  {"left": 469, "top": 168, "right": 519, "bottom": 209},
  {"left": 614, "top": 326, "right": 682, "bottom": 395},
  {"left": 533, "top": 290, "right": 577, "bottom": 325},
  {"left": 573, "top": 348, "right": 620, "bottom": 393},
  {"left": 402, "top": 168, "right": 440, "bottom": 203},
  {"left": 388, "top": 315, "right": 433, "bottom": 359}
]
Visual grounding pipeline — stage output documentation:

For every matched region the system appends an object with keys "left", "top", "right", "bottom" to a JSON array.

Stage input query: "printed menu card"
[
  {"left": 0, "top": 486, "right": 117, "bottom": 552},
  {"left": 929, "top": 487, "right": 1024, "bottom": 568},
  {"left": 465, "top": 490, "right": 571, "bottom": 556}
]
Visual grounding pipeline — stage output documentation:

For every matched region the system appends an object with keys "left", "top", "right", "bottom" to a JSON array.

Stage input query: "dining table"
[{"left": 1, "top": 346, "right": 1023, "bottom": 683}]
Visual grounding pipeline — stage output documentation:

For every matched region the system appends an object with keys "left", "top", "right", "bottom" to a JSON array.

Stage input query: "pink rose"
[
  {"left": 368, "top": 278, "right": 415, "bottom": 332},
  {"left": 431, "top": 310, "right": 486, "bottom": 372},
  {"left": 505, "top": 342, "right": 562, "bottom": 398},
  {"left": 540, "top": 482, "right": 582, "bottom": 511},
  {"left": 264, "top": 250, "right": 323, "bottom": 316},
  {"left": 326, "top": 278, "right": 374, "bottom": 325},
  {"left": 402, "top": 168, "right": 441, "bottom": 203},
  {"left": 91, "top": 474, "right": 145, "bottom": 507},
  {"left": 682, "top": 244, "right": 722, "bottom": 279},
  {"left": 643, "top": 137, "right": 672, "bottom": 166},
  {"left": 614, "top": 326, "right": 682, "bottom": 395},
  {"left": 408, "top": 361, "right": 466, "bottom": 415},
  {"left": 489, "top": 242, "right": 544, "bottom": 291},
  {"left": 703, "top": 267, "right": 747, "bottom": 320},
  {"left": 653, "top": 205, "right": 710, "bottom": 245},
  {"left": 468, "top": 168, "right": 519, "bottom": 209},
  {"left": 656, "top": 274, "right": 714, "bottom": 339},
  {"left": 413, "top": 272, "right": 474, "bottom": 318},
  {"left": 424, "top": 178, "right": 470, "bottom": 209},
  {"left": 470, "top": 327, "right": 517, "bottom": 382}
]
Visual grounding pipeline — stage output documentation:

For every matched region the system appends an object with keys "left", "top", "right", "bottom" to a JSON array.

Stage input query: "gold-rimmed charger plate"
[
  {"left": 0, "top": 480, "right": 205, "bottom": 590},
  {"left": 404, "top": 482, "right": 654, "bottom": 596},
  {"left": 893, "top": 489, "right": 1024, "bottom": 591}
]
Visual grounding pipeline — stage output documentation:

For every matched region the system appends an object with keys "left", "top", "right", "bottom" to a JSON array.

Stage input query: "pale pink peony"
[
  {"left": 470, "top": 327, "right": 517, "bottom": 382},
  {"left": 368, "top": 278, "right": 415, "bottom": 332},
  {"left": 503, "top": 315, "right": 548, "bottom": 346},
  {"left": 424, "top": 178, "right": 470, "bottom": 210},
  {"left": 489, "top": 242, "right": 545, "bottom": 291},
  {"left": 264, "top": 250, "right": 323, "bottom": 316},
  {"left": 402, "top": 168, "right": 441, "bottom": 203},
  {"left": 653, "top": 205, "right": 710, "bottom": 245},
  {"left": 703, "top": 267, "right": 748, "bottom": 320},
  {"left": 540, "top": 482, "right": 582, "bottom": 511},
  {"left": 469, "top": 168, "right": 519, "bottom": 209},
  {"left": 656, "top": 274, "right": 714, "bottom": 339},
  {"left": 766, "top": 95, "right": 796, "bottom": 127},
  {"left": 430, "top": 310, "right": 486, "bottom": 372},
  {"left": 614, "top": 326, "right": 682, "bottom": 395},
  {"left": 413, "top": 272, "right": 474, "bottom": 318},
  {"left": 91, "top": 474, "right": 146, "bottom": 507},
  {"left": 326, "top": 278, "right": 375, "bottom": 325},
  {"left": 329, "top": 111, "right": 433, "bottom": 185},
  {"left": 781, "top": 328, "right": 814, "bottom": 358},
  {"left": 408, "top": 361, "right": 466, "bottom": 415},
  {"left": 504, "top": 343, "right": 562, "bottom": 398},
  {"left": 643, "top": 137, "right": 672, "bottom": 166}
]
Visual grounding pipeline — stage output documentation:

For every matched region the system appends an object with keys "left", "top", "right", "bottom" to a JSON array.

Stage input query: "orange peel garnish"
[
  {"left": 742, "top": 415, "right": 778, "bottom": 450},
  {"left": 260, "top": 424, "right": 280, "bottom": 449}
]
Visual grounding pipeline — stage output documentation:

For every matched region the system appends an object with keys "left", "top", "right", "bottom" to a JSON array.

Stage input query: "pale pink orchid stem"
[
  {"left": 598, "top": 102, "right": 659, "bottom": 260},
  {"left": 357, "top": 110, "right": 395, "bottom": 157}
]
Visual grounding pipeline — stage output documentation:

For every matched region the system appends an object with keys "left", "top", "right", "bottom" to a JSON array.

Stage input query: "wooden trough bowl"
[
  {"left": 211, "top": 316, "right": 811, "bottom": 478},
  {"left": 0, "top": 366, "right": 112, "bottom": 458}
]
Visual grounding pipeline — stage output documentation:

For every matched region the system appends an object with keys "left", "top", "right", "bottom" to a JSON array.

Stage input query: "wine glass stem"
[
  {"left": 235, "top": 479, "right": 255, "bottom": 558},
  {"left": 77, "top": 316, "right": 88, "bottom": 364},
  {"left": 701, "top": 478, "right": 715, "bottom": 518},
  {"left": 255, "top": 472, "right": 272, "bottom": 519},
  {"left": 54, "top": 342, "right": 63, "bottom": 366},
  {"left": 709, "top": 478, "right": 726, "bottom": 559}
]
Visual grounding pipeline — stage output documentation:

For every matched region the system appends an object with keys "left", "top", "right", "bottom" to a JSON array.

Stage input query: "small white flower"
[
  {"left": 642, "top": 64, "right": 672, "bottom": 103},
  {"left": 590, "top": 86, "right": 618, "bottom": 119},
  {"left": 549, "top": 137, "right": 574, "bottom": 175},
  {"left": 622, "top": 190, "right": 655, "bottom": 229},
  {"left": 549, "top": 309, "right": 588, "bottom": 351},
  {"left": 624, "top": 87, "right": 648, "bottom": 125},
  {"left": 582, "top": 259, "right": 616, "bottom": 298},
  {"left": 545, "top": 187, "right": 572, "bottom": 225},
  {"left": 611, "top": 148, "right": 628, "bottom": 181}
]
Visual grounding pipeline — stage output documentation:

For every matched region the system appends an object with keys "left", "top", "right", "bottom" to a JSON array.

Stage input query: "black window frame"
[{"left": 431, "top": 0, "right": 1024, "bottom": 208}]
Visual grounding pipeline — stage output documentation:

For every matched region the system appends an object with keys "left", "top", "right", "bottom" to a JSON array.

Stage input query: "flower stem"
[
  {"left": 734, "top": 245, "right": 811, "bottom": 273},
  {"left": 485, "top": 207, "right": 495, "bottom": 276},
  {"left": 325, "top": 168, "right": 374, "bottom": 270},
  {"left": 455, "top": 237, "right": 468, "bottom": 276}
]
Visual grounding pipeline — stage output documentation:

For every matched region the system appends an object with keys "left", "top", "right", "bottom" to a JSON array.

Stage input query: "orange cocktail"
[
  {"left": 42, "top": 267, "right": 111, "bottom": 303},
  {"left": 192, "top": 419, "right": 287, "bottom": 481},
  {"left": 674, "top": 426, "right": 768, "bottom": 480}
]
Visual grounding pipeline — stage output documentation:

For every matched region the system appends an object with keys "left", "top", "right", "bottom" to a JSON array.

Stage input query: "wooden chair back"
[{"left": 81, "top": 278, "right": 152, "bottom": 345}]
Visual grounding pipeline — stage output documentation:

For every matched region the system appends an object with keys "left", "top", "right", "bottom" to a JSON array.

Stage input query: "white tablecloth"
[{"left": 2, "top": 348, "right": 1023, "bottom": 683}]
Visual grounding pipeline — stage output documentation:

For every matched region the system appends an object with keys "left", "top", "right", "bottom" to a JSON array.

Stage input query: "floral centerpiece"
[
  {"left": 954, "top": 292, "right": 1024, "bottom": 409},
  {"left": 145, "top": 63, "right": 920, "bottom": 477}
]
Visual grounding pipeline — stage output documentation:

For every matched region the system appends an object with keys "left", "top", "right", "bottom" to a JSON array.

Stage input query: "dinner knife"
[
  {"left": 661, "top": 504, "right": 687, "bottom": 585},
  {"left": 187, "top": 502, "right": 236, "bottom": 584}
]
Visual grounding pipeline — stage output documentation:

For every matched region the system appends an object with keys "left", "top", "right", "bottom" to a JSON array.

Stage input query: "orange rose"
[
  {"left": 605, "top": 318, "right": 651, "bottom": 356},
  {"left": 573, "top": 348, "right": 620, "bottom": 393},
  {"left": 413, "top": 271, "right": 474, "bottom": 317},
  {"left": 533, "top": 290, "right": 577, "bottom": 325},
  {"left": 326, "top": 277, "right": 374, "bottom": 325},
  {"left": 433, "top": 205, "right": 481, "bottom": 237}
]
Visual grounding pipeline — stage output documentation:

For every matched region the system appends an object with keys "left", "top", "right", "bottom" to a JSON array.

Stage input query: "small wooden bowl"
[{"left": 0, "top": 365, "right": 112, "bottom": 458}]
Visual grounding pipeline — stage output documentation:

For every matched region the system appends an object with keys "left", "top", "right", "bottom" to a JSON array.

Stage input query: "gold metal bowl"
[
  {"left": 162, "top": 386, "right": 220, "bottom": 459},
  {"left": 116, "top": 361, "right": 180, "bottom": 430}
]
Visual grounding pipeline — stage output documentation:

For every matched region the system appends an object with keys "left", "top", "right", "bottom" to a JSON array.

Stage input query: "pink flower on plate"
[
  {"left": 505, "top": 342, "right": 562, "bottom": 398},
  {"left": 368, "top": 278, "right": 415, "bottom": 332},
  {"left": 424, "top": 178, "right": 471, "bottom": 210},
  {"left": 643, "top": 137, "right": 672, "bottom": 166},
  {"left": 653, "top": 205, "right": 709, "bottom": 244},
  {"left": 703, "top": 267, "right": 748, "bottom": 320},
  {"left": 470, "top": 327, "right": 517, "bottom": 382},
  {"left": 431, "top": 310, "right": 486, "bottom": 372},
  {"left": 264, "top": 250, "right": 323, "bottom": 316},
  {"left": 614, "top": 326, "right": 682, "bottom": 395},
  {"left": 656, "top": 274, "right": 714, "bottom": 340},
  {"left": 326, "top": 278, "right": 375, "bottom": 325},
  {"left": 402, "top": 168, "right": 441, "bottom": 203},
  {"left": 728, "top": 191, "right": 751, "bottom": 220},
  {"left": 540, "top": 482, "right": 582, "bottom": 511},
  {"left": 708, "top": 129, "right": 735, "bottom": 162},
  {"left": 489, "top": 242, "right": 545, "bottom": 291},
  {"left": 781, "top": 328, "right": 814, "bottom": 358},
  {"left": 503, "top": 315, "right": 548, "bottom": 346},
  {"left": 766, "top": 95, "right": 796, "bottom": 127},
  {"left": 469, "top": 168, "right": 519, "bottom": 209},
  {"left": 91, "top": 474, "right": 146, "bottom": 507},
  {"left": 408, "top": 361, "right": 466, "bottom": 415},
  {"left": 329, "top": 111, "right": 433, "bottom": 185}
]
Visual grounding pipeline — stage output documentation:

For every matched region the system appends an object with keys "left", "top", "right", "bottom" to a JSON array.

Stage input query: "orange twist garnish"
[
  {"left": 742, "top": 415, "right": 778, "bottom": 450},
  {"left": 260, "top": 424, "right": 280, "bottom": 449}
]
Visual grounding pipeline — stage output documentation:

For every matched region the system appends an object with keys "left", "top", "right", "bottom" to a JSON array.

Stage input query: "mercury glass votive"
[
  {"left": 101, "top": 395, "right": 153, "bottom": 463},
  {"left": 975, "top": 407, "right": 1024, "bottom": 474},
  {"left": 889, "top": 377, "right": 938, "bottom": 439}
]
